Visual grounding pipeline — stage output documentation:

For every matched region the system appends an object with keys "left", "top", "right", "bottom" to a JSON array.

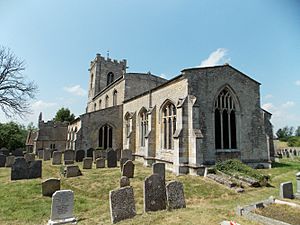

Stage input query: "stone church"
[{"left": 65, "top": 53, "right": 274, "bottom": 175}]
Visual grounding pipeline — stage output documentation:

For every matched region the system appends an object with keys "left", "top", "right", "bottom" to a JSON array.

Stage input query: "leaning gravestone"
[
  {"left": 83, "top": 157, "right": 93, "bottom": 169},
  {"left": 75, "top": 150, "right": 85, "bottom": 162},
  {"left": 96, "top": 158, "right": 105, "bottom": 168},
  {"left": 120, "top": 176, "right": 130, "bottom": 188},
  {"left": 42, "top": 178, "right": 60, "bottom": 197},
  {"left": 64, "top": 165, "right": 82, "bottom": 178},
  {"left": 43, "top": 149, "right": 51, "bottom": 161},
  {"left": 86, "top": 148, "right": 94, "bottom": 158},
  {"left": 52, "top": 151, "right": 62, "bottom": 165},
  {"left": 28, "top": 160, "right": 42, "bottom": 179},
  {"left": 144, "top": 174, "right": 167, "bottom": 212},
  {"left": 280, "top": 181, "right": 293, "bottom": 199},
  {"left": 0, "top": 154, "right": 6, "bottom": 167},
  {"left": 64, "top": 150, "right": 75, "bottom": 161},
  {"left": 48, "top": 190, "right": 76, "bottom": 225},
  {"left": 5, "top": 155, "right": 15, "bottom": 167},
  {"left": 107, "top": 149, "right": 117, "bottom": 168},
  {"left": 121, "top": 149, "right": 133, "bottom": 160},
  {"left": 24, "top": 153, "right": 35, "bottom": 162},
  {"left": 13, "top": 148, "right": 24, "bottom": 157},
  {"left": 166, "top": 181, "right": 186, "bottom": 210},
  {"left": 295, "top": 172, "right": 300, "bottom": 199},
  {"left": 109, "top": 186, "right": 136, "bottom": 224},
  {"left": 11, "top": 157, "right": 29, "bottom": 180},
  {"left": 122, "top": 160, "right": 135, "bottom": 178},
  {"left": 152, "top": 162, "right": 166, "bottom": 183},
  {"left": 120, "top": 158, "right": 128, "bottom": 171}
]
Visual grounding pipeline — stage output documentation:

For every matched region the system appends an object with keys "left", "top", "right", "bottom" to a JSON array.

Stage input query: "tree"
[
  {"left": 26, "top": 122, "right": 37, "bottom": 131},
  {"left": 0, "top": 46, "right": 38, "bottom": 118},
  {"left": 276, "top": 126, "right": 294, "bottom": 141},
  {"left": 0, "top": 122, "right": 27, "bottom": 151},
  {"left": 53, "top": 107, "right": 75, "bottom": 122},
  {"left": 295, "top": 126, "right": 300, "bottom": 137}
]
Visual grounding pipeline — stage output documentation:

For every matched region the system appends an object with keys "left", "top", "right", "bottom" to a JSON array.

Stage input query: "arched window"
[
  {"left": 99, "top": 99, "right": 102, "bottom": 109},
  {"left": 107, "top": 72, "right": 114, "bottom": 86},
  {"left": 139, "top": 108, "right": 148, "bottom": 147},
  {"left": 162, "top": 102, "right": 176, "bottom": 149},
  {"left": 105, "top": 95, "right": 109, "bottom": 108},
  {"left": 214, "top": 88, "right": 237, "bottom": 149},
  {"left": 99, "top": 125, "right": 113, "bottom": 149},
  {"left": 90, "top": 73, "right": 94, "bottom": 89},
  {"left": 113, "top": 90, "right": 117, "bottom": 106},
  {"left": 94, "top": 103, "right": 97, "bottom": 111},
  {"left": 125, "top": 113, "right": 131, "bottom": 137}
]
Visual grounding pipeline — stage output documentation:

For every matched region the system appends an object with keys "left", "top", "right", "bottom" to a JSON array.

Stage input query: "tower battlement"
[{"left": 90, "top": 53, "right": 127, "bottom": 70}]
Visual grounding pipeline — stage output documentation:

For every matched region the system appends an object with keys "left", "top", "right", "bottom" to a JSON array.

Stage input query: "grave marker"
[
  {"left": 83, "top": 157, "right": 93, "bottom": 169},
  {"left": 107, "top": 149, "right": 117, "bottom": 168},
  {"left": 42, "top": 178, "right": 60, "bottom": 197},
  {"left": 122, "top": 160, "right": 134, "bottom": 178},
  {"left": 280, "top": 181, "right": 293, "bottom": 199},
  {"left": 166, "top": 181, "right": 186, "bottom": 210}
]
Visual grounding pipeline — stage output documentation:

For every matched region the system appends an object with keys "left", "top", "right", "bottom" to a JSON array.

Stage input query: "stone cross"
[
  {"left": 143, "top": 174, "right": 167, "bottom": 212},
  {"left": 166, "top": 181, "right": 186, "bottom": 210},
  {"left": 109, "top": 186, "right": 136, "bottom": 223},
  {"left": 47, "top": 190, "right": 76, "bottom": 225},
  {"left": 152, "top": 162, "right": 166, "bottom": 183},
  {"left": 279, "top": 181, "right": 293, "bottom": 199}
]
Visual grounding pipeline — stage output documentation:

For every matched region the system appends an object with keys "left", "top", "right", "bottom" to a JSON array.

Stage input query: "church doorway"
[{"left": 99, "top": 125, "right": 113, "bottom": 149}]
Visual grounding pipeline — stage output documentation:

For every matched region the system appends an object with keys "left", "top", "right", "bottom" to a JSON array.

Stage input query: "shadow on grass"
[{"left": 271, "top": 162, "right": 292, "bottom": 168}]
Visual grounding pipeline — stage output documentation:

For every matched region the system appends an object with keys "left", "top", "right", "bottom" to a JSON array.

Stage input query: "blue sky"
[{"left": 0, "top": 0, "right": 299, "bottom": 132}]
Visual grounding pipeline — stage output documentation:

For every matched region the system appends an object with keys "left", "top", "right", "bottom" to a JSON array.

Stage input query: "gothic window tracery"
[
  {"left": 162, "top": 102, "right": 176, "bottom": 150},
  {"left": 140, "top": 109, "right": 148, "bottom": 147}
]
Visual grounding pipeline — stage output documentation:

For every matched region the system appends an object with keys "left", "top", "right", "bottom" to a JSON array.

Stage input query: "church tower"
[{"left": 87, "top": 53, "right": 127, "bottom": 103}]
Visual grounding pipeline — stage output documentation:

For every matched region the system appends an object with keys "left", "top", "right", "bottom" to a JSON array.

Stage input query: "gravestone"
[
  {"left": 143, "top": 174, "right": 167, "bottom": 212},
  {"left": 11, "top": 157, "right": 29, "bottom": 180},
  {"left": 64, "top": 160, "right": 74, "bottom": 165},
  {"left": 13, "top": 148, "right": 24, "bottom": 157},
  {"left": 107, "top": 149, "right": 117, "bottom": 168},
  {"left": 0, "top": 148, "right": 9, "bottom": 157},
  {"left": 109, "top": 186, "right": 136, "bottom": 224},
  {"left": 48, "top": 190, "right": 76, "bottom": 225},
  {"left": 52, "top": 151, "right": 62, "bottom": 165},
  {"left": 120, "top": 158, "right": 128, "bottom": 171},
  {"left": 295, "top": 172, "right": 300, "bottom": 199},
  {"left": 28, "top": 160, "right": 42, "bottom": 179},
  {"left": 75, "top": 150, "right": 85, "bottom": 162},
  {"left": 83, "top": 157, "right": 93, "bottom": 169},
  {"left": 64, "top": 165, "right": 82, "bottom": 178},
  {"left": 5, "top": 155, "right": 15, "bottom": 167},
  {"left": 120, "top": 176, "right": 130, "bottom": 187},
  {"left": 64, "top": 150, "right": 75, "bottom": 161},
  {"left": 122, "top": 160, "right": 135, "bottom": 178},
  {"left": 96, "top": 158, "right": 105, "bottom": 168},
  {"left": 24, "top": 153, "right": 35, "bottom": 162},
  {"left": 115, "top": 148, "right": 121, "bottom": 161},
  {"left": 280, "top": 181, "right": 293, "bottom": 199},
  {"left": 152, "top": 162, "right": 166, "bottom": 183},
  {"left": 166, "top": 181, "right": 186, "bottom": 210},
  {"left": 86, "top": 148, "right": 94, "bottom": 158},
  {"left": 42, "top": 178, "right": 60, "bottom": 197},
  {"left": 93, "top": 150, "right": 102, "bottom": 161},
  {"left": 43, "top": 149, "right": 51, "bottom": 161},
  {"left": 0, "top": 154, "right": 6, "bottom": 167},
  {"left": 121, "top": 149, "right": 133, "bottom": 160},
  {"left": 38, "top": 150, "right": 44, "bottom": 159}
]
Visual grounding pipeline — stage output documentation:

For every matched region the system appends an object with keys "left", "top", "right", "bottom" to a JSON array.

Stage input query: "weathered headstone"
[
  {"left": 28, "top": 160, "right": 42, "bottom": 179},
  {"left": 64, "top": 160, "right": 74, "bottom": 165},
  {"left": 0, "top": 154, "right": 6, "bottom": 167},
  {"left": 295, "top": 172, "right": 300, "bottom": 199},
  {"left": 120, "top": 158, "right": 128, "bottom": 171},
  {"left": 5, "top": 155, "right": 15, "bottom": 167},
  {"left": 122, "top": 160, "right": 135, "bottom": 178},
  {"left": 166, "top": 181, "right": 186, "bottom": 210},
  {"left": 0, "top": 148, "right": 9, "bottom": 157},
  {"left": 93, "top": 150, "right": 102, "bottom": 161},
  {"left": 96, "top": 158, "right": 105, "bottom": 168},
  {"left": 42, "top": 178, "right": 60, "bottom": 197},
  {"left": 38, "top": 149, "right": 44, "bottom": 159},
  {"left": 11, "top": 157, "right": 29, "bottom": 180},
  {"left": 109, "top": 186, "right": 136, "bottom": 224},
  {"left": 43, "top": 149, "right": 51, "bottom": 161},
  {"left": 64, "top": 150, "right": 75, "bottom": 161},
  {"left": 64, "top": 165, "right": 82, "bottom": 178},
  {"left": 86, "top": 148, "right": 94, "bottom": 158},
  {"left": 143, "top": 174, "right": 167, "bottom": 212},
  {"left": 280, "top": 181, "right": 293, "bottom": 199},
  {"left": 13, "top": 148, "right": 24, "bottom": 157},
  {"left": 24, "top": 153, "right": 35, "bottom": 162},
  {"left": 48, "top": 190, "right": 76, "bottom": 225},
  {"left": 83, "top": 157, "right": 93, "bottom": 169},
  {"left": 115, "top": 148, "right": 121, "bottom": 161},
  {"left": 52, "top": 151, "right": 62, "bottom": 165},
  {"left": 75, "top": 150, "right": 85, "bottom": 162},
  {"left": 107, "top": 149, "right": 117, "bottom": 168},
  {"left": 120, "top": 176, "right": 130, "bottom": 187},
  {"left": 121, "top": 149, "right": 133, "bottom": 160},
  {"left": 152, "top": 162, "right": 166, "bottom": 183}
]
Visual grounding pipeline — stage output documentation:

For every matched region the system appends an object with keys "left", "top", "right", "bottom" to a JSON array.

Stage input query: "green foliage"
[
  {"left": 215, "top": 159, "right": 267, "bottom": 182},
  {"left": 0, "top": 122, "right": 27, "bottom": 151},
  {"left": 295, "top": 126, "right": 300, "bottom": 137},
  {"left": 26, "top": 122, "right": 37, "bottom": 131},
  {"left": 53, "top": 107, "right": 75, "bottom": 122},
  {"left": 287, "top": 136, "right": 300, "bottom": 147},
  {"left": 276, "top": 126, "right": 294, "bottom": 141}
]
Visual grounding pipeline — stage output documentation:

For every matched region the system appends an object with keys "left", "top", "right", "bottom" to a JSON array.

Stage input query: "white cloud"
[
  {"left": 295, "top": 80, "right": 300, "bottom": 86},
  {"left": 264, "top": 94, "right": 273, "bottom": 100},
  {"left": 63, "top": 85, "right": 86, "bottom": 96},
  {"left": 32, "top": 100, "right": 57, "bottom": 110},
  {"left": 262, "top": 102, "right": 275, "bottom": 112},
  {"left": 281, "top": 101, "right": 295, "bottom": 108},
  {"left": 200, "top": 48, "right": 229, "bottom": 67}
]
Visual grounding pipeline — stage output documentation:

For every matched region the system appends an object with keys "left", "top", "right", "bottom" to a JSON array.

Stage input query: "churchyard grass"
[{"left": 0, "top": 158, "right": 299, "bottom": 224}]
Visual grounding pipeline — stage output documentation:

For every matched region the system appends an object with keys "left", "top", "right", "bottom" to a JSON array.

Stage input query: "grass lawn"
[{"left": 0, "top": 158, "right": 299, "bottom": 225}]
